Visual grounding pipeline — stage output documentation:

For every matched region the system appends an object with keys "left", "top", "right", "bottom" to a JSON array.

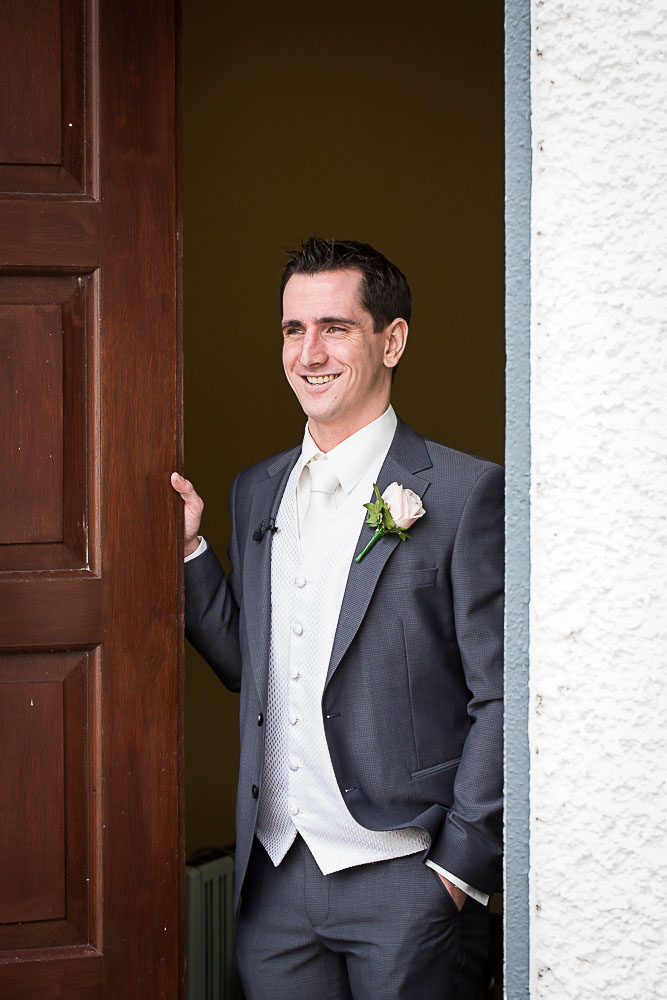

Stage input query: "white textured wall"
[{"left": 529, "top": 1, "right": 667, "bottom": 997}]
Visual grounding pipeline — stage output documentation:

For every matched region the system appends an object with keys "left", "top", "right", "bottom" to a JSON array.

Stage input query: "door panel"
[
  {"left": 0, "top": 0, "right": 91, "bottom": 192},
  {"left": 0, "top": 274, "right": 92, "bottom": 568},
  {"left": 0, "top": 651, "right": 98, "bottom": 950},
  {"left": 0, "top": 2, "right": 182, "bottom": 997}
]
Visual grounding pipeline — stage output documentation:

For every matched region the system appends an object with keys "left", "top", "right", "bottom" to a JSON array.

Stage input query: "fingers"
[
  {"left": 437, "top": 874, "right": 466, "bottom": 911},
  {"left": 171, "top": 472, "right": 204, "bottom": 549},
  {"left": 171, "top": 471, "right": 193, "bottom": 495},
  {"left": 171, "top": 471, "right": 204, "bottom": 515},
  {"left": 171, "top": 472, "right": 192, "bottom": 493}
]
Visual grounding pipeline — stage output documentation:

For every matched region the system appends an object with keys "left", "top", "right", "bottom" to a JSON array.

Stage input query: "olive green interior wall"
[{"left": 183, "top": 0, "right": 504, "bottom": 855}]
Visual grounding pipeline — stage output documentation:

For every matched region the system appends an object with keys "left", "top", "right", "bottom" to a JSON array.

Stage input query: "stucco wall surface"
[{"left": 529, "top": 1, "right": 667, "bottom": 997}]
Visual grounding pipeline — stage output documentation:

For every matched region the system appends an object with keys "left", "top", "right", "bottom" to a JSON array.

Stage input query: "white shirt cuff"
[
  {"left": 424, "top": 859, "right": 490, "bottom": 906},
  {"left": 184, "top": 536, "right": 207, "bottom": 562}
]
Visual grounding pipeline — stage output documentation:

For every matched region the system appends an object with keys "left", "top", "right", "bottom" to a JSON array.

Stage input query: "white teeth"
[{"left": 305, "top": 374, "right": 339, "bottom": 384}]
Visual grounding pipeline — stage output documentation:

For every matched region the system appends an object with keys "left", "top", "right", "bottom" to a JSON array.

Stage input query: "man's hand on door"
[{"left": 171, "top": 473, "right": 204, "bottom": 556}]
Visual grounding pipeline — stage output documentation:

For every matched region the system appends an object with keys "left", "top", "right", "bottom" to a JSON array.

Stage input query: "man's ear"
[{"left": 383, "top": 318, "right": 409, "bottom": 369}]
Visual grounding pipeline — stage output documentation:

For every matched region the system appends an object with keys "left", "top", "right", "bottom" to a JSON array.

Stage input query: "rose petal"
[{"left": 382, "top": 483, "right": 425, "bottom": 530}]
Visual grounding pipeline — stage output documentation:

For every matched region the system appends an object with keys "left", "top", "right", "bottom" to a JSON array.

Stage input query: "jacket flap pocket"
[{"left": 411, "top": 756, "right": 461, "bottom": 780}]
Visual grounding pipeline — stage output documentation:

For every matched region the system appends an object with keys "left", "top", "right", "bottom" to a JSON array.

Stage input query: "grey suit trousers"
[{"left": 235, "top": 836, "right": 489, "bottom": 1000}]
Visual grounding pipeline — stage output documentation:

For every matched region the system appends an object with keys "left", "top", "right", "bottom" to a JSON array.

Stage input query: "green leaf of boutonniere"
[{"left": 355, "top": 482, "right": 423, "bottom": 562}]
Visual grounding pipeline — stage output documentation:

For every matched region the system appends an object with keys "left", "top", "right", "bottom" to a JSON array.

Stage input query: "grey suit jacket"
[{"left": 185, "top": 418, "right": 504, "bottom": 910}]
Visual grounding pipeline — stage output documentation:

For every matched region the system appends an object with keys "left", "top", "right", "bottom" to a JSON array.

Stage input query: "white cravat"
[{"left": 300, "top": 455, "right": 339, "bottom": 551}]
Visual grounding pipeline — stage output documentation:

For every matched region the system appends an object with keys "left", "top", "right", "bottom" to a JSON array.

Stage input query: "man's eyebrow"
[
  {"left": 281, "top": 316, "right": 358, "bottom": 329},
  {"left": 317, "top": 316, "right": 357, "bottom": 326}
]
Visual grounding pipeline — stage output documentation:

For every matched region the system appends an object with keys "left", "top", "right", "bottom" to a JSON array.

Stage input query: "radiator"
[{"left": 185, "top": 849, "right": 242, "bottom": 999}]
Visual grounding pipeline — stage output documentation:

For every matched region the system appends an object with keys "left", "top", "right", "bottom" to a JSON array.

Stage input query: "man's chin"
[
  {"left": 300, "top": 403, "right": 337, "bottom": 425},
  {"left": 292, "top": 388, "right": 341, "bottom": 423}
]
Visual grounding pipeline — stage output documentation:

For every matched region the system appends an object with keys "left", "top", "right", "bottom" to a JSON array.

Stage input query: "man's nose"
[{"left": 299, "top": 330, "right": 327, "bottom": 368}]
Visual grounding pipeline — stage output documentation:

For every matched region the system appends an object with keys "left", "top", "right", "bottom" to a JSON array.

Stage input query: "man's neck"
[{"left": 308, "top": 403, "right": 392, "bottom": 454}]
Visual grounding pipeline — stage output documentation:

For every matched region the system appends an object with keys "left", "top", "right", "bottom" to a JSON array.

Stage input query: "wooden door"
[{"left": 0, "top": 2, "right": 183, "bottom": 997}]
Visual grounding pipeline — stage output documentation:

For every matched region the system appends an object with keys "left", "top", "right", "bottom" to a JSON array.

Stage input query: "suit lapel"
[
  {"left": 243, "top": 447, "right": 300, "bottom": 707},
  {"left": 325, "top": 420, "right": 432, "bottom": 687}
]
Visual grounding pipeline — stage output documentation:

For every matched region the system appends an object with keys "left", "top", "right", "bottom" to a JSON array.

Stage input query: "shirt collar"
[{"left": 297, "top": 405, "right": 398, "bottom": 495}]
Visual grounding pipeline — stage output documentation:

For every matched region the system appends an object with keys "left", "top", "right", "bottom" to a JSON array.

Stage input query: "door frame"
[{"left": 504, "top": 1, "right": 532, "bottom": 997}]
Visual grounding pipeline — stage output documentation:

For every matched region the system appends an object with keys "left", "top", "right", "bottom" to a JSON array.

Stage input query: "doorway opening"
[{"left": 182, "top": 2, "right": 506, "bottom": 995}]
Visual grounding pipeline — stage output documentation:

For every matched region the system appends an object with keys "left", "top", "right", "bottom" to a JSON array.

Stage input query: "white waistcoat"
[{"left": 255, "top": 459, "right": 430, "bottom": 874}]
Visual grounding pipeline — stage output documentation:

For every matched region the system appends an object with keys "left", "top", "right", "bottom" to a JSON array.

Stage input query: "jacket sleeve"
[
  {"left": 425, "top": 465, "right": 504, "bottom": 895},
  {"left": 184, "top": 473, "right": 243, "bottom": 692}
]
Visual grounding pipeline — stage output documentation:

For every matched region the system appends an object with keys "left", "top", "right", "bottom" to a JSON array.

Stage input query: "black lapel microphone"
[{"left": 252, "top": 517, "right": 278, "bottom": 541}]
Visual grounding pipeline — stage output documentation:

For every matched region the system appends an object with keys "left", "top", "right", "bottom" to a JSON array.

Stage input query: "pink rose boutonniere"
[{"left": 355, "top": 482, "right": 426, "bottom": 563}]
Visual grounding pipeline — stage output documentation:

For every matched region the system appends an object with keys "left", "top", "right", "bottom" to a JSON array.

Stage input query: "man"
[{"left": 172, "top": 238, "right": 503, "bottom": 999}]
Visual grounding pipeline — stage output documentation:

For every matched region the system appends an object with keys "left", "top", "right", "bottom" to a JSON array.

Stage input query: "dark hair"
[{"left": 280, "top": 237, "right": 411, "bottom": 332}]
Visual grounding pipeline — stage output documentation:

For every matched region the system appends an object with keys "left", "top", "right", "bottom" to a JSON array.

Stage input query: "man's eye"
[
  {"left": 284, "top": 328, "right": 303, "bottom": 337},
  {"left": 325, "top": 326, "right": 346, "bottom": 335}
]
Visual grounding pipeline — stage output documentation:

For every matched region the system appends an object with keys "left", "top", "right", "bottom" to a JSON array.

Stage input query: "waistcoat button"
[
  {"left": 251, "top": 784, "right": 259, "bottom": 799},
  {"left": 257, "top": 713, "right": 264, "bottom": 726}
]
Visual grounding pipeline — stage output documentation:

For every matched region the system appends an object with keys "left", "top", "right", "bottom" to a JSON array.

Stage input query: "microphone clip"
[{"left": 253, "top": 517, "right": 278, "bottom": 542}]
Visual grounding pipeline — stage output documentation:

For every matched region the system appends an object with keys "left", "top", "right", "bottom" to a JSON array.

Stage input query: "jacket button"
[
  {"left": 257, "top": 713, "right": 264, "bottom": 726},
  {"left": 251, "top": 784, "right": 259, "bottom": 799}
]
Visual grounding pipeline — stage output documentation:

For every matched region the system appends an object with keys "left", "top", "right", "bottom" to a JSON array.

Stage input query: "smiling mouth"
[{"left": 302, "top": 373, "right": 341, "bottom": 385}]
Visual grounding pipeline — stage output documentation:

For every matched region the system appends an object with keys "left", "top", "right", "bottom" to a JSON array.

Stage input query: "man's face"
[{"left": 282, "top": 269, "right": 398, "bottom": 442}]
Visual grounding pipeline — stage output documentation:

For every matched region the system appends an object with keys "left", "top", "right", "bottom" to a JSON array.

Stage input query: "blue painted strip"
[{"left": 504, "top": 0, "right": 532, "bottom": 996}]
